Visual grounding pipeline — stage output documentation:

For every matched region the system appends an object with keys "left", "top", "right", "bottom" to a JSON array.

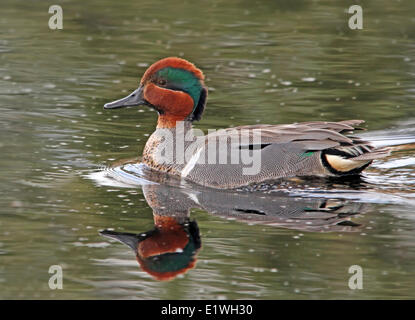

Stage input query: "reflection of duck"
[
  {"left": 138, "top": 177, "right": 366, "bottom": 233},
  {"left": 100, "top": 171, "right": 367, "bottom": 281},
  {"left": 102, "top": 57, "right": 411, "bottom": 189},
  {"left": 101, "top": 214, "right": 201, "bottom": 281}
]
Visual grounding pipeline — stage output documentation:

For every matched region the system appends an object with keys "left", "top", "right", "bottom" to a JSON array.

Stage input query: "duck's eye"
[{"left": 157, "top": 79, "right": 167, "bottom": 86}]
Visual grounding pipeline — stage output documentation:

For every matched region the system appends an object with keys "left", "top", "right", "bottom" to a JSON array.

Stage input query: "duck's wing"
[
  {"left": 220, "top": 120, "right": 362, "bottom": 148},
  {"left": 211, "top": 120, "right": 389, "bottom": 157}
]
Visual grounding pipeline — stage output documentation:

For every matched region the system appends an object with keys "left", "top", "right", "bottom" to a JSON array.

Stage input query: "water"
[{"left": 1, "top": 0, "right": 415, "bottom": 299}]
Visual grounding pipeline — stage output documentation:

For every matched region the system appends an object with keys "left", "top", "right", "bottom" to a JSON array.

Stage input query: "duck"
[{"left": 104, "top": 57, "right": 392, "bottom": 189}]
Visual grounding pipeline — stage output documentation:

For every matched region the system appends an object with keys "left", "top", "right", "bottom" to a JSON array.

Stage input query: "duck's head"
[{"left": 104, "top": 57, "right": 207, "bottom": 128}]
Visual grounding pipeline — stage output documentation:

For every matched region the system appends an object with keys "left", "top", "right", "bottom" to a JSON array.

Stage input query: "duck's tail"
[
  {"left": 323, "top": 135, "right": 415, "bottom": 174},
  {"left": 368, "top": 135, "right": 415, "bottom": 153}
]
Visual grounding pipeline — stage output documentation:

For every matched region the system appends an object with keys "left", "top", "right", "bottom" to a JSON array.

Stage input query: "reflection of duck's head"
[{"left": 101, "top": 215, "right": 201, "bottom": 281}]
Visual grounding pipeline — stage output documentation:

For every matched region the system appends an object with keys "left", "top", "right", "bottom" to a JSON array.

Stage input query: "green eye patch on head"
[{"left": 156, "top": 67, "right": 204, "bottom": 111}]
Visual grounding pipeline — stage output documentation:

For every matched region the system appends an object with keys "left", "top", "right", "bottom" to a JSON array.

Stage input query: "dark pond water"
[{"left": 1, "top": 0, "right": 415, "bottom": 299}]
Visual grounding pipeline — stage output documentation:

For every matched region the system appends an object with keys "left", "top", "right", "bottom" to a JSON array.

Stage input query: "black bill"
[{"left": 104, "top": 86, "right": 147, "bottom": 109}]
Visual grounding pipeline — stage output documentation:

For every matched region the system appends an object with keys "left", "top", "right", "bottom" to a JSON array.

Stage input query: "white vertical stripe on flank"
[{"left": 181, "top": 148, "right": 203, "bottom": 178}]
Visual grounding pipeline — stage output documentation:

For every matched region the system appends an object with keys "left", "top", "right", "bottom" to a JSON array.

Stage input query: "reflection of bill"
[{"left": 101, "top": 216, "right": 201, "bottom": 281}]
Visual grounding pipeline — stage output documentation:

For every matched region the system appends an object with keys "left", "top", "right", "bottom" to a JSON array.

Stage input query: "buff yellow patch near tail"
[{"left": 325, "top": 154, "right": 369, "bottom": 172}]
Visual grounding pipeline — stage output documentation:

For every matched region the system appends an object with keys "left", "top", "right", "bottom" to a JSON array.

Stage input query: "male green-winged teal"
[{"left": 104, "top": 57, "right": 393, "bottom": 189}]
